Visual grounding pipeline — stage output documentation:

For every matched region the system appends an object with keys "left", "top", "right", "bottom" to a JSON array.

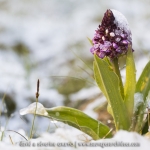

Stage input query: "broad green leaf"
[
  {"left": 104, "top": 57, "right": 113, "bottom": 68},
  {"left": 20, "top": 102, "right": 112, "bottom": 140},
  {"left": 107, "top": 103, "right": 113, "bottom": 116},
  {"left": 135, "top": 61, "right": 150, "bottom": 132},
  {"left": 94, "top": 54, "right": 130, "bottom": 130},
  {"left": 46, "top": 106, "right": 112, "bottom": 140},
  {"left": 130, "top": 93, "right": 144, "bottom": 132},
  {"left": 136, "top": 60, "right": 150, "bottom": 100},
  {"left": 134, "top": 102, "right": 145, "bottom": 133},
  {"left": 124, "top": 47, "right": 136, "bottom": 117},
  {"left": 135, "top": 91, "right": 150, "bottom": 133},
  {"left": 111, "top": 58, "right": 124, "bottom": 99},
  {"left": 141, "top": 91, "right": 150, "bottom": 133}
]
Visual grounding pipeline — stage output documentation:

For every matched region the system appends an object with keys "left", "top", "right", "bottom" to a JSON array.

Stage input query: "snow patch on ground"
[
  {"left": 0, "top": 129, "right": 150, "bottom": 150},
  {"left": 70, "top": 87, "right": 101, "bottom": 101}
]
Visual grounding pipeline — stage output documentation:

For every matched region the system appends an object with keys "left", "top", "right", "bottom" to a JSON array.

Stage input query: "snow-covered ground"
[
  {"left": 1, "top": 128, "right": 150, "bottom": 150},
  {"left": 0, "top": 0, "right": 150, "bottom": 147}
]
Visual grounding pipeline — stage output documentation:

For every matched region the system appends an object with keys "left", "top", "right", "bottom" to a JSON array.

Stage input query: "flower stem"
[
  {"left": 29, "top": 79, "right": 40, "bottom": 139},
  {"left": 29, "top": 97, "right": 38, "bottom": 139},
  {"left": 111, "top": 58, "right": 124, "bottom": 99}
]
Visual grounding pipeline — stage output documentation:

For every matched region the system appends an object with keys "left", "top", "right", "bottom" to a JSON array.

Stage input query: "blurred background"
[{"left": 0, "top": 0, "right": 150, "bottom": 137}]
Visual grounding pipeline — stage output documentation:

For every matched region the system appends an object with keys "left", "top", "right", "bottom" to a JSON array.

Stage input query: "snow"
[
  {"left": 20, "top": 102, "right": 48, "bottom": 116},
  {"left": 1, "top": 129, "right": 150, "bottom": 150},
  {"left": 111, "top": 9, "right": 131, "bottom": 35},
  {"left": 83, "top": 96, "right": 106, "bottom": 119},
  {"left": 0, "top": 0, "right": 150, "bottom": 148},
  {"left": 134, "top": 93, "right": 144, "bottom": 113},
  {"left": 70, "top": 87, "right": 100, "bottom": 102}
]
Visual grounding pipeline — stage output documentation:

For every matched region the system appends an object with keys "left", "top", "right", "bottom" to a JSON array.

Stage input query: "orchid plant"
[{"left": 20, "top": 9, "right": 150, "bottom": 140}]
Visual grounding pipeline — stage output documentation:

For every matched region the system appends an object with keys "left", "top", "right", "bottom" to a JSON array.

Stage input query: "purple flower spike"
[
  {"left": 90, "top": 9, "right": 132, "bottom": 59},
  {"left": 99, "top": 52, "right": 106, "bottom": 58}
]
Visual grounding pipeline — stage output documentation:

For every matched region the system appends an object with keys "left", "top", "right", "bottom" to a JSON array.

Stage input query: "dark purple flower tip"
[{"left": 90, "top": 9, "right": 132, "bottom": 59}]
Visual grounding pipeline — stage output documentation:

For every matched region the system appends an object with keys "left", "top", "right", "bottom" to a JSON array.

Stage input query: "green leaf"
[
  {"left": 111, "top": 58, "right": 124, "bottom": 99},
  {"left": 87, "top": 37, "right": 93, "bottom": 46},
  {"left": 46, "top": 106, "right": 112, "bottom": 140},
  {"left": 134, "top": 61, "right": 150, "bottom": 132},
  {"left": 20, "top": 102, "right": 112, "bottom": 140},
  {"left": 135, "top": 91, "right": 150, "bottom": 133},
  {"left": 107, "top": 103, "right": 113, "bottom": 116},
  {"left": 93, "top": 54, "right": 130, "bottom": 130},
  {"left": 124, "top": 47, "right": 136, "bottom": 117},
  {"left": 130, "top": 93, "right": 144, "bottom": 132},
  {"left": 136, "top": 60, "right": 150, "bottom": 100}
]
